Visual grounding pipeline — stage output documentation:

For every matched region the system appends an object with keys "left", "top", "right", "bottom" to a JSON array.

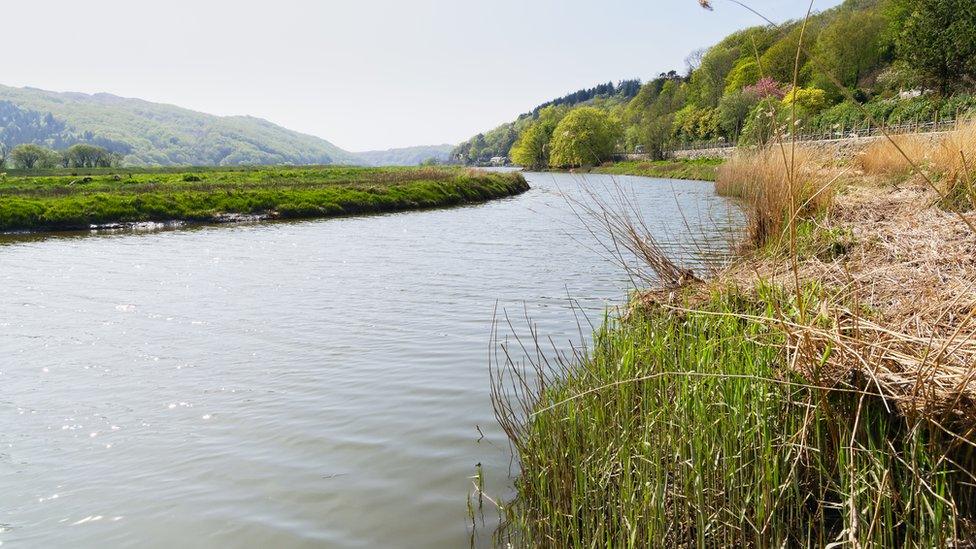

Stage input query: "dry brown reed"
[
  {"left": 859, "top": 119, "right": 976, "bottom": 210},
  {"left": 859, "top": 134, "right": 935, "bottom": 176},
  {"left": 716, "top": 146, "right": 841, "bottom": 248}
]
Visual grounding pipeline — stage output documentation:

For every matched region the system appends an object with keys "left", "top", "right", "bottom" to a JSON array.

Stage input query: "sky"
[{"left": 2, "top": 0, "right": 843, "bottom": 152}]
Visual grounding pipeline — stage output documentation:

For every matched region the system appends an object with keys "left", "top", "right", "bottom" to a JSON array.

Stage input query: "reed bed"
[
  {"left": 859, "top": 119, "right": 976, "bottom": 211},
  {"left": 492, "top": 284, "right": 976, "bottom": 547},
  {"left": 716, "top": 146, "right": 841, "bottom": 249}
]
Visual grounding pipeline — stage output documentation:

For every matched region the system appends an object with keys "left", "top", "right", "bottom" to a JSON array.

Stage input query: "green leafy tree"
[
  {"left": 814, "top": 11, "right": 889, "bottom": 92},
  {"left": 740, "top": 98, "right": 782, "bottom": 146},
  {"left": 783, "top": 87, "right": 829, "bottom": 116},
  {"left": 64, "top": 144, "right": 114, "bottom": 168},
  {"left": 510, "top": 124, "right": 550, "bottom": 169},
  {"left": 687, "top": 46, "right": 739, "bottom": 107},
  {"left": 890, "top": 0, "right": 976, "bottom": 94},
  {"left": 11, "top": 144, "right": 52, "bottom": 170},
  {"left": 759, "top": 25, "right": 817, "bottom": 85},
  {"left": 509, "top": 106, "right": 566, "bottom": 169},
  {"left": 548, "top": 107, "right": 621, "bottom": 168},
  {"left": 724, "top": 59, "right": 762, "bottom": 94},
  {"left": 718, "top": 90, "right": 759, "bottom": 141}
]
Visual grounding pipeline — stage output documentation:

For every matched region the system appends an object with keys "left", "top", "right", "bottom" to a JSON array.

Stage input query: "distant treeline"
[
  {"left": 453, "top": 79, "right": 644, "bottom": 164},
  {"left": 0, "top": 142, "right": 120, "bottom": 170},
  {"left": 455, "top": 0, "right": 976, "bottom": 168},
  {"left": 529, "top": 79, "right": 643, "bottom": 118}
]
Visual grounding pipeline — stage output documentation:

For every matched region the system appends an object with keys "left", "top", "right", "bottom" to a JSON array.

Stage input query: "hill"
[
  {"left": 354, "top": 144, "right": 455, "bottom": 167},
  {"left": 0, "top": 85, "right": 362, "bottom": 167},
  {"left": 455, "top": 0, "right": 976, "bottom": 167}
]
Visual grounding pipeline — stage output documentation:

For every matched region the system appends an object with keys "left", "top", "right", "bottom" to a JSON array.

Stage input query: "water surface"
[{"left": 0, "top": 172, "right": 741, "bottom": 548}]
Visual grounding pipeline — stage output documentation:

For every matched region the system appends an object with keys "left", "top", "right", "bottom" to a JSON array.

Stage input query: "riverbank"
[
  {"left": 590, "top": 157, "right": 722, "bottom": 181},
  {"left": 0, "top": 166, "right": 528, "bottom": 233},
  {"left": 494, "top": 124, "right": 976, "bottom": 545}
]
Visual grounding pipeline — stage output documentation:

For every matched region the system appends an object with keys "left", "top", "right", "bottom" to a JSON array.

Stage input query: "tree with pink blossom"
[{"left": 744, "top": 77, "right": 787, "bottom": 100}]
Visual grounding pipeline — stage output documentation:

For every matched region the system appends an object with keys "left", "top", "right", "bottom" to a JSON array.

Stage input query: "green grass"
[
  {"left": 0, "top": 166, "right": 528, "bottom": 232},
  {"left": 592, "top": 158, "right": 723, "bottom": 182},
  {"left": 495, "top": 284, "right": 975, "bottom": 547}
]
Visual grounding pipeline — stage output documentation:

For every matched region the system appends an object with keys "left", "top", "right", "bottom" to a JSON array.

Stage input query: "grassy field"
[
  {"left": 0, "top": 165, "right": 528, "bottom": 232},
  {"left": 592, "top": 158, "right": 722, "bottom": 181}
]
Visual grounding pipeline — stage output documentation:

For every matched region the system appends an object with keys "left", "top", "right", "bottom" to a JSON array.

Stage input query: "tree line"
[
  {"left": 456, "top": 0, "right": 976, "bottom": 168},
  {"left": 0, "top": 143, "right": 122, "bottom": 170}
]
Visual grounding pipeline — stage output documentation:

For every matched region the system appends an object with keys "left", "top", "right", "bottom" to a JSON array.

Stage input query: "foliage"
[
  {"left": 509, "top": 106, "right": 567, "bottom": 169},
  {"left": 724, "top": 58, "right": 762, "bottom": 95},
  {"left": 529, "top": 79, "right": 641, "bottom": 118},
  {"left": 717, "top": 90, "right": 759, "bottom": 141},
  {"left": 782, "top": 87, "right": 829, "bottom": 116},
  {"left": 548, "top": 108, "right": 621, "bottom": 168},
  {"left": 814, "top": 10, "right": 889, "bottom": 94},
  {"left": 891, "top": 0, "right": 976, "bottom": 94},
  {"left": 10, "top": 144, "right": 55, "bottom": 170},
  {"left": 63, "top": 144, "right": 118, "bottom": 168},
  {"left": 740, "top": 98, "right": 782, "bottom": 146}
]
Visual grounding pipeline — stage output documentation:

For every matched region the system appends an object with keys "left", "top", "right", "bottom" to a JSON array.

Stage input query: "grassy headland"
[
  {"left": 0, "top": 166, "right": 528, "bottom": 232},
  {"left": 493, "top": 121, "right": 976, "bottom": 546},
  {"left": 592, "top": 158, "right": 722, "bottom": 181}
]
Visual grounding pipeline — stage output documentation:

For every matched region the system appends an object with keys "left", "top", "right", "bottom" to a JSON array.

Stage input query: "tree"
[
  {"left": 64, "top": 144, "right": 114, "bottom": 168},
  {"left": 718, "top": 90, "right": 759, "bottom": 141},
  {"left": 548, "top": 107, "right": 621, "bottom": 168},
  {"left": 759, "top": 25, "right": 817, "bottom": 85},
  {"left": 687, "top": 46, "right": 739, "bottom": 107},
  {"left": 725, "top": 59, "right": 762, "bottom": 94},
  {"left": 815, "top": 11, "right": 888, "bottom": 92},
  {"left": 0, "top": 142, "right": 8, "bottom": 169},
  {"left": 11, "top": 144, "right": 52, "bottom": 170},
  {"left": 891, "top": 0, "right": 976, "bottom": 94},
  {"left": 510, "top": 106, "right": 566, "bottom": 169}
]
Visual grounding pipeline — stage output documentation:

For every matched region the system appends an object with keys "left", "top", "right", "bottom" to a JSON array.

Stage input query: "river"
[{"left": 0, "top": 172, "right": 742, "bottom": 548}]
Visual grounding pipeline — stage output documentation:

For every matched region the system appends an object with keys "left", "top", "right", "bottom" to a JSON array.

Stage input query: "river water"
[{"left": 0, "top": 172, "right": 741, "bottom": 548}]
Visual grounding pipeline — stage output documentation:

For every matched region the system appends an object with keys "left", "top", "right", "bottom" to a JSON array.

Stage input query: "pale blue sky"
[{"left": 3, "top": 0, "right": 842, "bottom": 151}]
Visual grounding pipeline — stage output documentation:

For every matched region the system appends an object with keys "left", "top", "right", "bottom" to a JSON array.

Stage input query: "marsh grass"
[
  {"left": 593, "top": 158, "right": 723, "bottom": 182},
  {"left": 492, "top": 285, "right": 976, "bottom": 547},
  {"left": 0, "top": 166, "right": 528, "bottom": 232},
  {"left": 716, "top": 146, "right": 841, "bottom": 249}
]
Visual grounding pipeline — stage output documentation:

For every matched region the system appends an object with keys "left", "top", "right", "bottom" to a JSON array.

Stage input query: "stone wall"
[{"left": 670, "top": 131, "right": 949, "bottom": 161}]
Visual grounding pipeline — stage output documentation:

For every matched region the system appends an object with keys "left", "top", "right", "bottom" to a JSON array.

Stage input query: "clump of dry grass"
[
  {"left": 935, "top": 119, "right": 976, "bottom": 210},
  {"left": 859, "top": 133, "right": 934, "bottom": 176},
  {"left": 717, "top": 146, "right": 841, "bottom": 248},
  {"left": 859, "top": 119, "right": 976, "bottom": 210}
]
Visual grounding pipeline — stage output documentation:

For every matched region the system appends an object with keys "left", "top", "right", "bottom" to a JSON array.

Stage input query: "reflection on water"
[{"left": 0, "top": 172, "right": 742, "bottom": 548}]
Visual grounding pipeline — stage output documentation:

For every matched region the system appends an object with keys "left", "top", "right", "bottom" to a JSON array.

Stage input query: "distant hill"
[
  {"left": 0, "top": 85, "right": 362, "bottom": 167},
  {"left": 355, "top": 144, "right": 455, "bottom": 166}
]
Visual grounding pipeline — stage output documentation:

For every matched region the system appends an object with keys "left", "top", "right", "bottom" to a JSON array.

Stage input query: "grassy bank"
[
  {"left": 492, "top": 123, "right": 976, "bottom": 546},
  {"left": 592, "top": 158, "right": 722, "bottom": 181},
  {"left": 0, "top": 166, "right": 528, "bottom": 232}
]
